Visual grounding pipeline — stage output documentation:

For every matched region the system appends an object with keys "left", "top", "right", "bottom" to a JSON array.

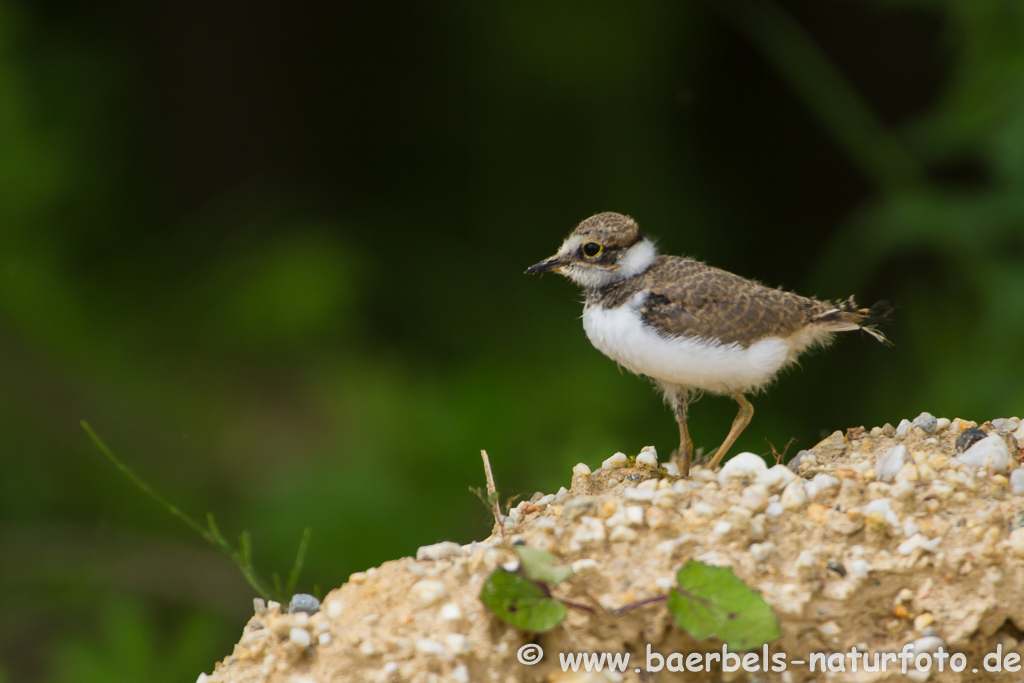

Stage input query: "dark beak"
[{"left": 525, "top": 255, "right": 566, "bottom": 275}]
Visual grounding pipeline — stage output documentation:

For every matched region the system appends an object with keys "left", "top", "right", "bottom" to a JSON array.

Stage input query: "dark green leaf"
[
  {"left": 514, "top": 546, "right": 573, "bottom": 585},
  {"left": 480, "top": 570, "right": 567, "bottom": 632},
  {"left": 668, "top": 559, "right": 781, "bottom": 650}
]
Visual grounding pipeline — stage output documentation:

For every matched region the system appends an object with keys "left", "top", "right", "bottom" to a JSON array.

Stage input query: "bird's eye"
[{"left": 582, "top": 242, "right": 603, "bottom": 258}]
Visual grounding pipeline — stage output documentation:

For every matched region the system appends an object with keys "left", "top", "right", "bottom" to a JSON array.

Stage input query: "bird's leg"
[
  {"left": 671, "top": 391, "right": 693, "bottom": 477},
  {"left": 707, "top": 392, "right": 754, "bottom": 470}
]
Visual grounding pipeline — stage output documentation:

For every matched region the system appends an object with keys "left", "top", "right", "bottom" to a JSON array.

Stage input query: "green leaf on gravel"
[
  {"left": 514, "top": 545, "right": 573, "bottom": 585},
  {"left": 480, "top": 570, "right": 567, "bottom": 632},
  {"left": 667, "top": 559, "right": 781, "bottom": 650}
]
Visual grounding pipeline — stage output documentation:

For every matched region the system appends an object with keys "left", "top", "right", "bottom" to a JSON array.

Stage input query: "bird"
[{"left": 525, "top": 212, "right": 891, "bottom": 477}]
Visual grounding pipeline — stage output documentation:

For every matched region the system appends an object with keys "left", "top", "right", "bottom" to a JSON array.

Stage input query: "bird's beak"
[{"left": 525, "top": 254, "right": 567, "bottom": 275}]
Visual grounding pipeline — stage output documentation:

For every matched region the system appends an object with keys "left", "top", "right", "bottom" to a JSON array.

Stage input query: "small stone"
[
  {"left": 288, "top": 594, "right": 320, "bottom": 615},
  {"left": 876, "top": 445, "right": 908, "bottom": 483},
  {"left": 818, "top": 621, "right": 841, "bottom": 636},
  {"left": 349, "top": 572, "right": 367, "bottom": 584},
  {"left": 749, "top": 542, "right": 776, "bottom": 562},
  {"left": 645, "top": 506, "right": 670, "bottom": 529},
  {"left": 955, "top": 427, "right": 988, "bottom": 454},
  {"left": 1011, "top": 470, "right": 1024, "bottom": 496},
  {"left": 325, "top": 600, "right": 343, "bottom": 621},
  {"left": 267, "top": 600, "right": 281, "bottom": 612},
  {"left": 739, "top": 484, "right": 769, "bottom": 512},
  {"left": 411, "top": 580, "right": 448, "bottom": 607},
  {"left": 912, "top": 412, "right": 938, "bottom": 433},
  {"left": 806, "top": 474, "right": 840, "bottom": 501},
  {"left": 636, "top": 446, "right": 658, "bottom": 468},
  {"left": 914, "top": 613, "right": 935, "bottom": 631},
  {"left": 909, "top": 636, "right": 946, "bottom": 656},
  {"left": 571, "top": 558, "right": 599, "bottom": 572},
  {"left": 780, "top": 480, "right": 808, "bottom": 510},
  {"left": 663, "top": 461, "right": 681, "bottom": 477},
  {"left": 253, "top": 598, "right": 267, "bottom": 616},
  {"left": 881, "top": 423, "right": 897, "bottom": 437},
  {"left": 935, "top": 417, "right": 951, "bottom": 432},
  {"left": 897, "top": 533, "right": 941, "bottom": 555},
  {"left": 896, "top": 419, "right": 912, "bottom": 437},
  {"left": 444, "top": 633, "right": 472, "bottom": 655},
  {"left": 1010, "top": 528, "right": 1024, "bottom": 558},
  {"left": 452, "top": 664, "right": 470, "bottom": 683},
  {"left": 609, "top": 525, "right": 638, "bottom": 542},
  {"left": 317, "top": 632, "right": 331, "bottom": 646},
  {"left": 602, "top": 453, "right": 629, "bottom": 469},
  {"left": 957, "top": 434, "right": 1010, "bottom": 473},
  {"left": 870, "top": 426, "right": 883, "bottom": 437},
  {"left": 415, "top": 639, "right": 446, "bottom": 656},
  {"left": 890, "top": 480, "right": 915, "bottom": 501},
  {"left": 765, "top": 501, "right": 784, "bottom": 517},
  {"left": 718, "top": 452, "right": 768, "bottom": 486},
  {"left": 289, "top": 627, "right": 311, "bottom": 647},
  {"left": 573, "top": 462, "right": 592, "bottom": 477},
  {"left": 440, "top": 603, "right": 463, "bottom": 621},
  {"left": 623, "top": 487, "right": 656, "bottom": 502},
  {"left": 755, "top": 464, "right": 797, "bottom": 493},
  {"left": 849, "top": 559, "right": 869, "bottom": 579}
]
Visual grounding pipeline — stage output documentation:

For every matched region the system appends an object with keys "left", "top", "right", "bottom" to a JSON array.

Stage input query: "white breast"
[{"left": 581, "top": 293, "right": 793, "bottom": 395}]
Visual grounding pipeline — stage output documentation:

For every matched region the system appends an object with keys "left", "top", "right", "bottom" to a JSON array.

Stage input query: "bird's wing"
[{"left": 636, "top": 258, "right": 819, "bottom": 346}]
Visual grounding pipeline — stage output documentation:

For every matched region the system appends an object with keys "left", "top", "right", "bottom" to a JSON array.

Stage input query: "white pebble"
[
  {"left": 909, "top": 636, "right": 947, "bottom": 655},
  {"left": 876, "top": 445, "right": 908, "bottom": 483},
  {"left": 440, "top": 602, "right": 463, "bottom": 621},
  {"left": 718, "top": 452, "right": 768, "bottom": 486},
  {"left": 711, "top": 521, "right": 733, "bottom": 537},
  {"left": 636, "top": 445, "right": 658, "bottom": 468},
  {"left": 765, "top": 501, "right": 784, "bottom": 517},
  {"left": 806, "top": 474, "right": 840, "bottom": 501},
  {"left": 411, "top": 580, "right": 448, "bottom": 607},
  {"left": 849, "top": 559, "right": 869, "bottom": 579},
  {"left": 452, "top": 664, "right": 469, "bottom": 683},
  {"left": 739, "top": 484, "right": 769, "bottom": 512},
  {"left": 416, "top": 541, "right": 462, "bottom": 561},
  {"left": 415, "top": 638, "right": 446, "bottom": 656},
  {"left": 289, "top": 627, "right": 311, "bottom": 647},
  {"left": 663, "top": 461, "right": 680, "bottom": 477},
  {"left": 325, "top": 600, "right": 343, "bottom": 621},
  {"left": 780, "top": 480, "right": 808, "bottom": 510},
  {"left": 1011, "top": 470, "right": 1024, "bottom": 496},
  {"left": 444, "top": 633, "right": 472, "bottom": 655},
  {"left": 609, "top": 525, "right": 638, "bottom": 542},
  {"left": 890, "top": 480, "right": 915, "bottom": 500},
  {"left": 795, "top": 550, "right": 817, "bottom": 568},
  {"left": 573, "top": 462, "right": 592, "bottom": 477},
  {"left": 624, "top": 506, "right": 644, "bottom": 525},
  {"left": 1010, "top": 528, "right": 1024, "bottom": 558},
  {"left": 755, "top": 464, "right": 797, "bottom": 493},
  {"left": 602, "top": 453, "right": 628, "bottom": 469},
  {"left": 896, "top": 419, "right": 912, "bottom": 436},
  {"left": 749, "top": 542, "right": 776, "bottom": 562},
  {"left": 623, "top": 487, "right": 656, "bottom": 502},
  {"left": 935, "top": 417, "right": 951, "bottom": 432},
  {"left": 902, "top": 519, "right": 920, "bottom": 537},
  {"left": 957, "top": 434, "right": 1010, "bottom": 473},
  {"left": 571, "top": 558, "right": 599, "bottom": 572},
  {"left": 197, "top": 675, "right": 209, "bottom": 683},
  {"left": 897, "top": 533, "right": 941, "bottom": 555},
  {"left": 318, "top": 632, "right": 331, "bottom": 646}
]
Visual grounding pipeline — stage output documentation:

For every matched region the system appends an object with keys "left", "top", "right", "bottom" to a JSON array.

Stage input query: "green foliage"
[
  {"left": 82, "top": 421, "right": 312, "bottom": 604},
  {"left": 479, "top": 570, "right": 568, "bottom": 632},
  {"left": 667, "top": 560, "right": 781, "bottom": 651}
]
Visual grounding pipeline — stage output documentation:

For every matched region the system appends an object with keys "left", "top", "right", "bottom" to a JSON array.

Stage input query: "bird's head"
[{"left": 525, "top": 212, "right": 657, "bottom": 289}]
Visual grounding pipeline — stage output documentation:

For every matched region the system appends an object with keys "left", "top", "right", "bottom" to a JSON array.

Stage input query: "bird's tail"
[{"left": 812, "top": 298, "right": 893, "bottom": 344}]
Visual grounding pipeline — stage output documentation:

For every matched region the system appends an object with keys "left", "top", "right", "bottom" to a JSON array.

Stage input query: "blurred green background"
[{"left": 3, "top": 0, "right": 1023, "bottom": 680}]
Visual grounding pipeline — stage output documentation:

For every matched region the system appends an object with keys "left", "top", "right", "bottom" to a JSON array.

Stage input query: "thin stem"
[{"left": 614, "top": 594, "right": 669, "bottom": 615}]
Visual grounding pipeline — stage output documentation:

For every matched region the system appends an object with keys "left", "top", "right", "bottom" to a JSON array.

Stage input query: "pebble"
[
  {"left": 609, "top": 525, "right": 638, "bottom": 542},
  {"left": 325, "top": 600, "right": 343, "bottom": 621},
  {"left": 739, "top": 484, "right": 769, "bottom": 512},
  {"left": 416, "top": 541, "right": 462, "bottom": 562},
  {"left": 572, "top": 463, "right": 592, "bottom": 477},
  {"left": 805, "top": 474, "right": 840, "bottom": 501},
  {"left": 755, "top": 464, "right": 797, "bottom": 493},
  {"left": 896, "top": 419, "right": 912, "bottom": 437},
  {"left": 718, "top": 452, "right": 768, "bottom": 486},
  {"left": 452, "top": 664, "right": 470, "bottom": 683},
  {"left": 956, "top": 434, "right": 1010, "bottom": 473},
  {"left": 289, "top": 627, "right": 312, "bottom": 647},
  {"left": 636, "top": 446, "right": 658, "bottom": 468},
  {"left": 440, "top": 603, "right": 463, "bottom": 621},
  {"left": 955, "top": 427, "right": 988, "bottom": 453},
  {"left": 1010, "top": 528, "right": 1024, "bottom": 558},
  {"left": 897, "top": 534, "right": 941, "bottom": 555},
  {"left": 935, "top": 417, "right": 951, "bottom": 432},
  {"left": 623, "top": 487, "right": 656, "bottom": 502},
  {"left": 445, "top": 633, "right": 472, "bottom": 655},
  {"left": 1011, "top": 470, "right": 1024, "bottom": 496},
  {"left": 749, "top": 542, "right": 776, "bottom": 562},
  {"left": 602, "top": 453, "right": 628, "bottom": 469},
  {"left": 849, "top": 559, "right": 869, "bottom": 579},
  {"left": 912, "top": 412, "right": 938, "bottom": 433},
  {"left": 415, "top": 639, "right": 446, "bottom": 656},
  {"left": 411, "top": 580, "right": 448, "bottom": 607},
  {"left": 876, "top": 445, "right": 908, "bottom": 482},
  {"left": 780, "top": 480, "right": 808, "bottom": 510},
  {"left": 765, "top": 501, "right": 784, "bottom": 517},
  {"left": 862, "top": 498, "right": 900, "bottom": 529},
  {"left": 318, "top": 632, "right": 331, "bottom": 646},
  {"left": 993, "top": 417, "right": 1020, "bottom": 432},
  {"left": 909, "top": 636, "right": 947, "bottom": 656},
  {"left": 663, "top": 461, "right": 681, "bottom": 477}
]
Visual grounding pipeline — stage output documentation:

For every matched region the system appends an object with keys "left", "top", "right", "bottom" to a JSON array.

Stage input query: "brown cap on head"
[{"left": 572, "top": 212, "right": 643, "bottom": 249}]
